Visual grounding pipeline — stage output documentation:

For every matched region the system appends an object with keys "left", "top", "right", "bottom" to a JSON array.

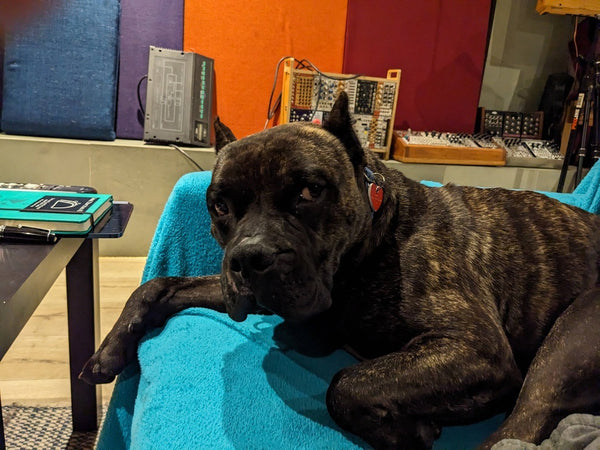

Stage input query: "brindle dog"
[{"left": 81, "top": 93, "right": 600, "bottom": 449}]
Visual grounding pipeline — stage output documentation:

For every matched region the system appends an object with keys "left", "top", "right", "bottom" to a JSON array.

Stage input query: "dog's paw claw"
[
  {"left": 79, "top": 358, "right": 116, "bottom": 384},
  {"left": 79, "top": 346, "right": 125, "bottom": 385}
]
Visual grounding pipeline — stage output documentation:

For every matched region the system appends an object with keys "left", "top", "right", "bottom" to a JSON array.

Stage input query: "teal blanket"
[{"left": 97, "top": 163, "right": 600, "bottom": 449}]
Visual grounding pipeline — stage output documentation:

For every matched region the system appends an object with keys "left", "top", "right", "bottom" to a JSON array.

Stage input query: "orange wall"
[{"left": 184, "top": 1, "right": 348, "bottom": 140}]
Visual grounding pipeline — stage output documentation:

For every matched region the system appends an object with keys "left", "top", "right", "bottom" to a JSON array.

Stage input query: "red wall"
[{"left": 343, "top": 0, "right": 492, "bottom": 133}]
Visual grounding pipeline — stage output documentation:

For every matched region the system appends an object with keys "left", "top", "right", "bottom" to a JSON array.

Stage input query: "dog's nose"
[
  {"left": 230, "top": 244, "right": 275, "bottom": 276},
  {"left": 229, "top": 240, "right": 295, "bottom": 279}
]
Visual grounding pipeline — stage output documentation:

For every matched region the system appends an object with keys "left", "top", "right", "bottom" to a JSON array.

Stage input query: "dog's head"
[{"left": 207, "top": 93, "right": 375, "bottom": 322}]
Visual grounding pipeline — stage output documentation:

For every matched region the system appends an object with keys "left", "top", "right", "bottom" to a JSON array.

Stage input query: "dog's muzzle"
[{"left": 222, "top": 234, "right": 330, "bottom": 322}]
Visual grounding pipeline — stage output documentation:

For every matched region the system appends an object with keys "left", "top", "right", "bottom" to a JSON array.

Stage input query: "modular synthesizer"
[
  {"left": 476, "top": 108, "right": 544, "bottom": 139},
  {"left": 392, "top": 130, "right": 562, "bottom": 167},
  {"left": 278, "top": 58, "right": 401, "bottom": 159}
]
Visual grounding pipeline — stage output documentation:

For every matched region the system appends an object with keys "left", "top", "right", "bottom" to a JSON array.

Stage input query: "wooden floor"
[{"left": 0, "top": 257, "right": 146, "bottom": 407}]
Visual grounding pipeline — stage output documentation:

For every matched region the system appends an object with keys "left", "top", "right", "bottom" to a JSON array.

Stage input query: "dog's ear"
[
  {"left": 323, "top": 91, "right": 365, "bottom": 167},
  {"left": 214, "top": 117, "right": 237, "bottom": 153}
]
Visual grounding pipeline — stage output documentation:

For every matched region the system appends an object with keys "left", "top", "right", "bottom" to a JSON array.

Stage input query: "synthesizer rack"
[
  {"left": 392, "top": 130, "right": 563, "bottom": 167},
  {"left": 278, "top": 58, "right": 401, "bottom": 159}
]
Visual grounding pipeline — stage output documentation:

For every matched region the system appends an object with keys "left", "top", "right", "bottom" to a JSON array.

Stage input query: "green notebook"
[{"left": 0, "top": 189, "right": 113, "bottom": 234}]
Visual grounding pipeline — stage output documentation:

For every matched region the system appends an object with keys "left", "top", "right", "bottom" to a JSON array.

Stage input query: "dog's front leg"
[
  {"left": 79, "top": 275, "right": 224, "bottom": 384},
  {"left": 326, "top": 331, "right": 523, "bottom": 449}
]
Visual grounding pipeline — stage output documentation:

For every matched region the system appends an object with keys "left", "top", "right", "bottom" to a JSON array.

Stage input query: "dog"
[{"left": 80, "top": 92, "right": 600, "bottom": 449}]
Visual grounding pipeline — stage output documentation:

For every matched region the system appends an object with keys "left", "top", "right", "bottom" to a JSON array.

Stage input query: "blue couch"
[{"left": 97, "top": 163, "right": 600, "bottom": 449}]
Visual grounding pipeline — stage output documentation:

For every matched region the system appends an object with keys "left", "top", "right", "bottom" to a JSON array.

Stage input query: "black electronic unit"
[
  {"left": 477, "top": 109, "right": 504, "bottom": 136},
  {"left": 477, "top": 108, "right": 543, "bottom": 139},
  {"left": 144, "top": 46, "right": 215, "bottom": 147}
]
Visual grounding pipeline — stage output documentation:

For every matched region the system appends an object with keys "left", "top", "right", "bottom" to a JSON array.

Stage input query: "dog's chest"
[{"left": 331, "top": 253, "right": 420, "bottom": 358}]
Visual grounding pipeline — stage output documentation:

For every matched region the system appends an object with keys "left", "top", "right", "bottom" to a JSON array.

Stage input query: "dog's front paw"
[
  {"left": 79, "top": 334, "right": 137, "bottom": 384},
  {"left": 79, "top": 353, "right": 118, "bottom": 384}
]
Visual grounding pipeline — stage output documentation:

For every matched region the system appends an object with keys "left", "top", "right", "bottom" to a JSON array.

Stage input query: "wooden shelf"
[{"left": 536, "top": 0, "right": 600, "bottom": 17}]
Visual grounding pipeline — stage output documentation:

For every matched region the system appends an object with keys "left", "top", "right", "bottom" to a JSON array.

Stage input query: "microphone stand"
[
  {"left": 591, "top": 61, "right": 600, "bottom": 162},
  {"left": 575, "top": 81, "right": 594, "bottom": 186},
  {"left": 557, "top": 18, "right": 600, "bottom": 192}
]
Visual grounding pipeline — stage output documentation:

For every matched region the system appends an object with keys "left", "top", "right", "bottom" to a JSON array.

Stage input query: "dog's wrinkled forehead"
[{"left": 212, "top": 122, "right": 353, "bottom": 187}]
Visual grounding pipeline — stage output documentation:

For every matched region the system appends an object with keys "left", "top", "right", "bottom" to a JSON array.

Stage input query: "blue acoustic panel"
[
  {"left": 1, "top": 1, "right": 120, "bottom": 140},
  {"left": 116, "top": 0, "right": 183, "bottom": 139}
]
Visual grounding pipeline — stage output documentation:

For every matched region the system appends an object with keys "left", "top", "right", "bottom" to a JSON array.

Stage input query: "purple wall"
[{"left": 116, "top": 0, "right": 183, "bottom": 139}]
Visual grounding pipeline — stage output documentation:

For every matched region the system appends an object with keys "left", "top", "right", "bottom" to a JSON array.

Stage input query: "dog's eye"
[
  {"left": 299, "top": 184, "right": 324, "bottom": 202},
  {"left": 214, "top": 200, "right": 229, "bottom": 216}
]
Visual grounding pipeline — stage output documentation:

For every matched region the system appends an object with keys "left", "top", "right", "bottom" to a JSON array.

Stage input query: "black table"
[{"left": 0, "top": 201, "right": 133, "bottom": 447}]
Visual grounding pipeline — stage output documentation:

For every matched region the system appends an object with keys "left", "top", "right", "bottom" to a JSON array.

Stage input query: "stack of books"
[{"left": 0, "top": 189, "right": 113, "bottom": 235}]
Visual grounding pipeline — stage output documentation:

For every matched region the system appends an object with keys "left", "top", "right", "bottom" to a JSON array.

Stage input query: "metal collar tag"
[{"left": 363, "top": 167, "right": 385, "bottom": 213}]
